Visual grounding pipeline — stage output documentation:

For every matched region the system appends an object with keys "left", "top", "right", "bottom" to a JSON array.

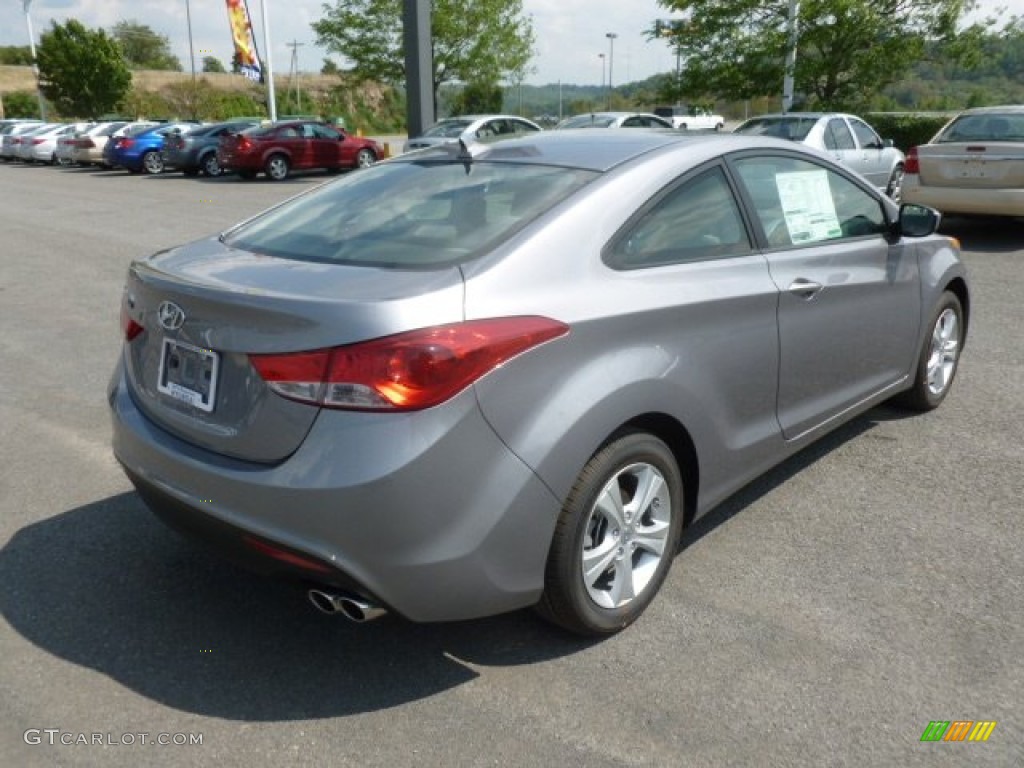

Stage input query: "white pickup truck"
[{"left": 654, "top": 106, "right": 726, "bottom": 131}]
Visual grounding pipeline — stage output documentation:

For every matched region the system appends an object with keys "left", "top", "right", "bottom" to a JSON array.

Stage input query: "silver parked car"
[
  {"left": 404, "top": 114, "right": 541, "bottom": 152},
  {"left": 902, "top": 105, "right": 1024, "bottom": 218},
  {"left": 734, "top": 112, "right": 906, "bottom": 199},
  {"left": 110, "top": 131, "right": 968, "bottom": 636}
]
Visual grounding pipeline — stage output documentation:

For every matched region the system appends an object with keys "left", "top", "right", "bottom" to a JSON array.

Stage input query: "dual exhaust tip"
[{"left": 307, "top": 589, "right": 386, "bottom": 623}]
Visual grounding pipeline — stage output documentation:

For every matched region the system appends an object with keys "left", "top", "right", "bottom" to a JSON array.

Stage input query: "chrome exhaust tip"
[{"left": 307, "top": 589, "right": 386, "bottom": 622}]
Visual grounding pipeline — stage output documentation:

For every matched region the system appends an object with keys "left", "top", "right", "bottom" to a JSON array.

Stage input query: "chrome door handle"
[{"left": 788, "top": 279, "right": 823, "bottom": 299}]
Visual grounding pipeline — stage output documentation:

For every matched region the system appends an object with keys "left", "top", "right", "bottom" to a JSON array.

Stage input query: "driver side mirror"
[{"left": 897, "top": 203, "right": 941, "bottom": 238}]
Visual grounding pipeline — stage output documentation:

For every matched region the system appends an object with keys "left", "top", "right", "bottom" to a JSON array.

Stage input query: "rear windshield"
[
  {"left": 559, "top": 115, "right": 617, "bottom": 129},
  {"left": 936, "top": 113, "right": 1024, "bottom": 143},
  {"left": 734, "top": 117, "right": 817, "bottom": 141},
  {"left": 421, "top": 120, "right": 474, "bottom": 138},
  {"left": 222, "top": 160, "right": 598, "bottom": 268}
]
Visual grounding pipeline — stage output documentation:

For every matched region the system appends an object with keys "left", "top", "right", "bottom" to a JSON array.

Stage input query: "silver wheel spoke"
[
  {"left": 628, "top": 467, "right": 664, "bottom": 522},
  {"left": 594, "top": 481, "right": 627, "bottom": 530},
  {"left": 633, "top": 519, "right": 669, "bottom": 557},
  {"left": 582, "top": 539, "right": 618, "bottom": 589},
  {"left": 607, "top": 560, "right": 636, "bottom": 606}
]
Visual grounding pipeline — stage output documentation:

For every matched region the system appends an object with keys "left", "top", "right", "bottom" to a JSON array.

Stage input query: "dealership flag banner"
[{"left": 225, "top": 0, "right": 263, "bottom": 82}]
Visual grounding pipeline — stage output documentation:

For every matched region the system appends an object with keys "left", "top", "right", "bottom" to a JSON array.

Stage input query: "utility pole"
[
  {"left": 605, "top": 32, "right": 617, "bottom": 110},
  {"left": 258, "top": 0, "right": 277, "bottom": 121},
  {"left": 22, "top": 0, "right": 47, "bottom": 120},
  {"left": 783, "top": 0, "right": 800, "bottom": 112},
  {"left": 287, "top": 39, "right": 305, "bottom": 113}
]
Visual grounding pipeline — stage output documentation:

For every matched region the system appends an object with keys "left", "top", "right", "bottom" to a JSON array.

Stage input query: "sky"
[{"left": 0, "top": 0, "right": 1021, "bottom": 86}]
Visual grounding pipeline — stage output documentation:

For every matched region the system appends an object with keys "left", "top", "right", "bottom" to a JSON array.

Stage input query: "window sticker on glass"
[{"left": 775, "top": 170, "right": 842, "bottom": 243}]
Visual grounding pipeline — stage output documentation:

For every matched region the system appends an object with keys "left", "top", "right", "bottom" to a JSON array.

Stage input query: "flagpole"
[
  {"left": 258, "top": 0, "right": 277, "bottom": 121},
  {"left": 22, "top": 0, "right": 47, "bottom": 119}
]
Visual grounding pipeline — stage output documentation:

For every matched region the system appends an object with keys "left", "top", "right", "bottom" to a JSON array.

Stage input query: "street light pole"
[
  {"left": 782, "top": 0, "right": 800, "bottom": 112},
  {"left": 605, "top": 32, "right": 617, "bottom": 110},
  {"left": 21, "top": 0, "right": 47, "bottom": 120},
  {"left": 598, "top": 53, "right": 605, "bottom": 90},
  {"left": 258, "top": 0, "right": 278, "bottom": 121},
  {"left": 184, "top": 0, "right": 197, "bottom": 85}
]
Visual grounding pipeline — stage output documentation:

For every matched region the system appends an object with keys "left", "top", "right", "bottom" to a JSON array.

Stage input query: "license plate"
[{"left": 157, "top": 338, "right": 220, "bottom": 412}]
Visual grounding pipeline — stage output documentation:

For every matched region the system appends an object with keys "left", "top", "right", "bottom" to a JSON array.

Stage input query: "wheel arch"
[
  {"left": 606, "top": 413, "right": 700, "bottom": 529},
  {"left": 944, "top": 276, "right": 970, "bottom": 339}
]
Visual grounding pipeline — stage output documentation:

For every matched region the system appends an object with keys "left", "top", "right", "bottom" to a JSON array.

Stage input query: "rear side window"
[
  {"left": 734, "top": 155, "right": 887, "bottom": 246},
  {"left": 223, "top": 161, "right": 598, "bottom": 268},
  {"left": 605, "top": 167, "right": 752, "bottom": 269},
  {"left": 824, "top": 119, "right": 856, "bottom": 150}
]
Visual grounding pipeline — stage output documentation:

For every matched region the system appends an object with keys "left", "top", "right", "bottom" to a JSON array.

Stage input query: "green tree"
[
  {"left": 312, "top": 0, "right": 534, "bottom": 110},
  {"left": 0, "top": 46, "right": 34, "bottom": 65},
  {"left": 203, "top": 55, "right": 227, "bottom": 73},
  {"left": 451, "top": 80, "right": 503, "bottom": 114},
  {"left": 654, "top": 0, "right": 982, "bottom": 109},
  {"left": 1, "top": 90, "right": 40, "bottom": 118},
  {"left": 37, "top": 19, "right": 132, "bottom": 118},
  {"left": 321, "top": 58, "right": 341, "bottom": 75},
  {"left": 112, "top": 20, "right": 182, "bottom": 71}
]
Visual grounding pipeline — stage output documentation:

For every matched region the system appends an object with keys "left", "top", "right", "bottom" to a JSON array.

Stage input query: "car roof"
[
  {"left": 957, "top": 104, "right": 1024, "bottom": 115},
  {"left": 393, "top": 129, "right": 793, "bottom": 173}
]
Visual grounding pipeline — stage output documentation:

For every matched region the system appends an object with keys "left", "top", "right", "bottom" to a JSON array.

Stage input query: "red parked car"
[{"left": 217, "top": 120, "right": 383, "bottom": 180}]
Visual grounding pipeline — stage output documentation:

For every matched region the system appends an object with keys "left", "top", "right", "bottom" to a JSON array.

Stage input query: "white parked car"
[
  {"left": 902, "top": 105, "right": 1024, "bottom": 218},
  {"left": 654, "top": 106, "right": 726, "bottom": 131}
]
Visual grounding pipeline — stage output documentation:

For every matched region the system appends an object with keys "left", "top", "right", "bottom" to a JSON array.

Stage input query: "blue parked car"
[{"left": 106, "top": 122, "right": 199, "bottom": 174}]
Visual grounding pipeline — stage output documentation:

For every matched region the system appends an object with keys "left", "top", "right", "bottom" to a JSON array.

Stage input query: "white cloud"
[{"left": 2, "top": 0, "right": 1021, "bottom": 86}]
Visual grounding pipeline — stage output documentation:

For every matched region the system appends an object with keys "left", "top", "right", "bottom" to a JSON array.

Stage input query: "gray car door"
[{"left": 732, "top": 154, "right": 922, "bottom": 440}]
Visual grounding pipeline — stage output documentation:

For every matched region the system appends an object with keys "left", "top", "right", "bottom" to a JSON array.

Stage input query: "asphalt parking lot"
[{"left": 1, "top": 162, "right": 1021, "bottom": 768}]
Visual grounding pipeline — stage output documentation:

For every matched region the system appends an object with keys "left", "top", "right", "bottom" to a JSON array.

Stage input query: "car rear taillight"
[
  {"left": 237, "top": 136, "right": 253, "bottom": 151},
  {"left": 250, "top": 317, "right": 569, "bottom": 411},
  {"left": 119, "top": 138, "right": 135, "bottom": 149},
  {"left": 121, "top": 305, "right": 144, "bottom": 341},
  {"left": 32, "top": 138, "right": 45, "bottom": 145},
  {"left": 904, "top": 147, "right": 919, "bottom": 175}
]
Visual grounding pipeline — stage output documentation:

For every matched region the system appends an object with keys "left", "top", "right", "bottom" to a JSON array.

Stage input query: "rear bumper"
[
  {"left": 109, "top": 360, "right": 562, "bottom": 622},
  {"left": 903, "top": 176, "right": 1024, "bottom": 217}
]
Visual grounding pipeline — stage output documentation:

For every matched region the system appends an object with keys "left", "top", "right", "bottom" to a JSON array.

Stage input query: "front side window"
[
  {"left": 734, "top": 155, "right": 887, "bottom": 247},
  {"left": 849, "top": 118, "right": 883, "bottom": 149},
  {"left": 605, "top": 166, "right": 752, "bottom": 269}
]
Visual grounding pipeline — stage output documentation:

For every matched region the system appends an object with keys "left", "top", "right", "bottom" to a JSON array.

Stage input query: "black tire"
[
  {"left": 895, "top": 291, "right": 964, "bottom": 411},
  {"left": 264, "top": 153, "right": 289, "bottom": 181},
  {"left": 355, "top": 148, "right": 376, "bottom": 169},
  {"left": 537, "top": 432, "right": 684, "bottom": 636},
  {"left": 201, "top": 152, "right": 223, "bottom": 177},
  {"left": 141, "top": 150, "right": 164, "bottom": 175}
]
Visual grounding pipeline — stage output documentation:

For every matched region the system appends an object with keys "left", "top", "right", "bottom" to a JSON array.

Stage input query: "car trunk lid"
[
  {"left": 121, "top": 236, "right": 465, "bottom": 463},
  {"left": 915, "top": 142, "right": 1024, "bottom": 189}
]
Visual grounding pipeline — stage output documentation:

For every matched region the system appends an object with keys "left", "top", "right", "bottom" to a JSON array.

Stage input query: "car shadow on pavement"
[
  {"left": 0, "top": 490, "right": 596, "bottom": 721},
  {"left": 1, "top": 404, "right": 902, "bottom": 721},
  {"left": 939, "top": 215, "right": 1022, "bottom": 253},
  {"left": 678, "top": 406, "right": 886, "bottom": 553}
]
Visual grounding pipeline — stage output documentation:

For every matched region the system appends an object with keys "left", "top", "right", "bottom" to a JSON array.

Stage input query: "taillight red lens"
[
  {"left": 238, "top": 137, "right": 253, "bottom": 151},
  {"left": 250, "top": 317, "right": 569, "bottom": 411},
  {"left": 32, "top": 138, "right": 45, "bottom": 145},
  {"left": 904, "top": 147, "right": 919, "bottom": 175},
  {"left": 121, "top": 305, "right": 144, "bottom": 341},
  {"left": 119, "top": 138, "right": 134, "bottom": 149}
]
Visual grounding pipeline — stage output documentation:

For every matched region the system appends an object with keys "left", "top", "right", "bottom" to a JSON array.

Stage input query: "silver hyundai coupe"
[{"left": 110, "top": 130, "right": 969, "bottom": 636}]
